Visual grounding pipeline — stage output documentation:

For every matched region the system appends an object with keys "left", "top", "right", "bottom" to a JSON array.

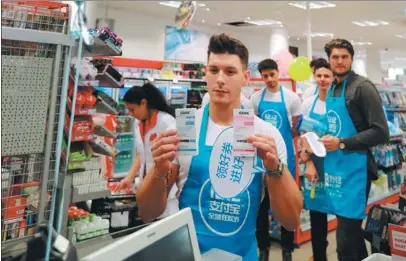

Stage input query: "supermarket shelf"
[
  {"left": 96, "top": 71, "right": 122, "bottom": 88},
  {"left": 72, "top": 187, "right": 111, "bottom": 203},
  {"left": 89, "top": 140, "right": 115, "bottom": 157},
  {"left": 367, "top": 188, "right": 400, "bottom": 205},
  {"left": 94, "top": 125, "right": 118, "bottom": 139},
  {"left": 2, "top": 27, "right": 75, "bottom": 46},
  {"left": 95, "top": 99, "right": 118, "bottom": 115},
  {"left": 83, "top": 37, "right": 122, "bottom": 57},
  {"left": 118, "top": 132, "right": 134, "bottom": 136},
  {"left": 67, "top": 98, "right": 97, "bottom": 115}
]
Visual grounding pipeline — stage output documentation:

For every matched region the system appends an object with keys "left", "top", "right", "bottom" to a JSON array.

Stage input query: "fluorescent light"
[
  {"left": 297, "top": 38, "right": 300, "bottom": 40},
  {"left": 217, "top": 23, "right": 221, "bottom": 26},
  {"left": 159, "top": 1, "right": 181, "bottom": 8},
  {"left": 202, "top": 20, "right": 205, "bottom": 23},
  {"left": 395, "top": 34, "right": 406, "bottom": 38},
  {"left": 396, "top": 57, "right": 406, "bottom": 61},
  {"left": 352, "top": 20, "right": 389, "bottom": 27},
  {"left": 245, "top": 19, "right": 282, "bottom": 26},
  {"left": 288, "top": 1, "right": 336, "bottom": 10},
  {"left": 159, "top": 1, "right": 207, "bottom": 9},
  {"left": 246, "top": 17, "right": 251, "bottom": 20},
  {"left": 351, "top": 41, "right": 372, "bottom": 46},
  {"left": 310, "top": 32, "right": 334, "bottom": 38},
  {"left": 206, "top": 7, "right": 210, "bottom": 11}
]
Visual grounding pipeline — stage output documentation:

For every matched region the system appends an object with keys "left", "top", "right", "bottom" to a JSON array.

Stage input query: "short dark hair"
[
  {"left": 324, "top": 38, "right": 354, "bottom": 58},
  {"left": 313, "top": 58, "right": 332, "bottom": 72},
  {"left": 257, "top": 59, "right": 278, "bottom": 73},
  {"left": 310, "top": 58, "right": 329, "bottom": 72},
  {"left": 207, "top": 33, "right": 249, "bottom": 68}
]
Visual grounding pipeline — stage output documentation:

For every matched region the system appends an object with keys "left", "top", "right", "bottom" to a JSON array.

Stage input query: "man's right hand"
[{"left": 151, "top": 129, "right": 180, "bottom": 175}]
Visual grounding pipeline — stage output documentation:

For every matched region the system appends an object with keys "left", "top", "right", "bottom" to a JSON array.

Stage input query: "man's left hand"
[
  {"left": 247, "top": 134, "right": 279, "bottom": 172},
  {"left": 319, "top": 135, "right": 340, "bottom": 151}
]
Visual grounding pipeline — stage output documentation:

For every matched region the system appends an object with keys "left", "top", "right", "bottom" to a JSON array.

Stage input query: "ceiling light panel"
[
  {"left": 159, "top": 1, "right": 206, "bottom": 8},
  {"left": 352, "top": 20, "right": 389, "bottom": 27},
  {"left": 351, "top": 41, "right": 372, "bottom": 46},
  {"left": 310, "top": 32, "right": 334, "bottom": 38},
  {"left": 288, "top": 1, "right": 336, "bottom": 10},
  {"left": 159, "top": 1, "right": 181, "bottom": 8},
  {"left": 395, "top": 34, "right": 406, "bottom": 39},
  {"left": 245, "top": 19, "right": 282, "bottom": 26}
]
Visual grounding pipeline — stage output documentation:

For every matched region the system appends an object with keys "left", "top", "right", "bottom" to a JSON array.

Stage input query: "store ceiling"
[{"left": 105, "top": 1, "right": 406, "bottom": 67}]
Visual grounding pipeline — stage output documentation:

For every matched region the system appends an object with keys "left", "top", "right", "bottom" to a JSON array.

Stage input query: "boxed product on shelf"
[
  {"left": 62, "top": 140, "right": 93, "bottom": 164},
  {"left": 64, "top": 114, "right": 95, "bottom": 138},
  {"left": 68, "top": 206, "right": 110, "bottom": 243},
  {"left": 72, "top": 169, "right": 104, "bottom": 186}
]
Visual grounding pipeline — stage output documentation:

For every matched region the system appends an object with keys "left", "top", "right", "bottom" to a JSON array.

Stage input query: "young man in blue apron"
[
  {"left": 135, "top": 33, "right": 303, "bottom": 261},
  {"left": 250, "top": 59, "right": 302, "bottom": 261},
  {"left": 302, "top": 58, "right": 325, "bottom": 101},
  {"left": 319, "top": 39, "right": 389, "bottom": 261}
]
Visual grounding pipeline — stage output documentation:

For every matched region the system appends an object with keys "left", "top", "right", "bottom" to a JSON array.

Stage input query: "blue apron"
[
  {"left": 325, "top": 78, "right": 367, "bottom": 219},
  {"left": 303, "top": 96, "right": 333, "bottom": 214},
  {"left": 258, "top": 86, "right": 296, "bottom": 177},
  {"left": 179, "top": 105, "right": 263, "bottom": 260}
]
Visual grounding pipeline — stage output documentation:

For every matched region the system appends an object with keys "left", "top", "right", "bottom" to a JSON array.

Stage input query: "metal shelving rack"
[
  {"left": 1, "top": 0, "right": 74, "bottom": 256},
  {"left": 55, "top": 19, "right": 125, "bottom": 241}
]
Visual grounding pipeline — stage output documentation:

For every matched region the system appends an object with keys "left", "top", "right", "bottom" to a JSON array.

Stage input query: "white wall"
[{"left": 87, "top": 4, "right": 321, "bottom": 63}]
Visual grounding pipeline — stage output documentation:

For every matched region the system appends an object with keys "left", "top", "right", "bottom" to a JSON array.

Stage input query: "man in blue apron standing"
[
  {"left": 250, "top": 59, "right": 302, "bottom": 261},
  {"left": 319, "top": 39, "right": 389, "bottom": 261},
  {"left": 135, "top": 33, "right": 303, "bottom": 261}
]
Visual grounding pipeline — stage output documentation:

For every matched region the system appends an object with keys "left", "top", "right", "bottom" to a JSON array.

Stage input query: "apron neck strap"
[
  {"left": 310, "top": 96, "right": 318, "bottom": 114},
  {"left": 328, "top": 75, "right": 349, "bottom": 98}
]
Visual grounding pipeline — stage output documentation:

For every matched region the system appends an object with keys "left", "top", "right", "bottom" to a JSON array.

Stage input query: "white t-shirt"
[
  {"left": 300, "top": 96, "right": 326, "bottom": 117},
  {"left": 135, "top": 111, "right": 179, "bottom": 219},
  {"left": 250, "top": 86, "right": 302, "bottom": 127},
  {"left": 202, "top": 92, "right": 253, "bottom": 109},
  {"left": 169, "top": 107, "right": 288, "bottom": 192},
  {"left": 301, "top": 85, "right": 318, "bottom": 101}
]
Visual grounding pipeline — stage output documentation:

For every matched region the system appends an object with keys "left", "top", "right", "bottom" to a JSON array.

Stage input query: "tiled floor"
[{"left": 268, "top": 230, "right": 371, "bottom": 261}]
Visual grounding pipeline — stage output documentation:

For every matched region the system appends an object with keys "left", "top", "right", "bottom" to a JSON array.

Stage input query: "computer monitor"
[{"left": 81, "top": 208, "right": 201, "bottom": 261}]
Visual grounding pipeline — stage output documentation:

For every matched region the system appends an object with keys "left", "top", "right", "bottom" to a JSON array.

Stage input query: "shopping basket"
[{"left": 364, "top": 205, "right": 406, "bottom": 254}]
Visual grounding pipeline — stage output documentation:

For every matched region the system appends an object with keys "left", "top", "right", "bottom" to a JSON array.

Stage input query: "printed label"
[
  {"left": 210, "top": 127, "right": 264, "bottom": 199},
  {"left": 261, "top": 109, "right": 283, "bottom": 130},
  {"left": 176, "top": 108, "right": 198, "bottom": 156},
  {"left": 327, "top": 110, "right": 342, "bottom": 137},
  {"left": 233, "top": 109, "right": 255, "bottom": 157}
]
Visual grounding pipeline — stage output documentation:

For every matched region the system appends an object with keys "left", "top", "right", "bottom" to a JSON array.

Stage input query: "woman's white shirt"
[{"left": 135, "top": 111, "right": 179, "bottom": 219}]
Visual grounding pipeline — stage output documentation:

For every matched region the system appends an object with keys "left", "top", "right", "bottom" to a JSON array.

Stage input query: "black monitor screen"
[{"left": 123, "top": 225, "right": 195, "bottom": 261}]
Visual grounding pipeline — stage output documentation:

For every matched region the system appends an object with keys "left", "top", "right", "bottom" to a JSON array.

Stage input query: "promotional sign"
[
  {"left": 389, "top": 224, "right": 406, "bottom": 260},
  {"left": 209, "top": 127, "right": 264, "bottom": 199}
]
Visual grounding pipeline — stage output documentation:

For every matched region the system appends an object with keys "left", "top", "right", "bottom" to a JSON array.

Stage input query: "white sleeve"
[
  {"left": 300, "top": 98, "right": 311, "bottom": 117},
  {"left": 250, "top": 91, "right": 261, "bottom": 115},
  {"left": 290, "top": 92, "right": 302, "bottom": 117},
  {"left": 273, "top": 127, "right": 288, "bottom": 166}
]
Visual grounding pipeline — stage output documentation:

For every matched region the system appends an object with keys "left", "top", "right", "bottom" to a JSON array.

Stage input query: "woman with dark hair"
[
  {"left": 299, "top": 59, "right": 334, "bottom": 261},
  {"left": 116, "top": 83, "right": 179, "bottom": 219}
]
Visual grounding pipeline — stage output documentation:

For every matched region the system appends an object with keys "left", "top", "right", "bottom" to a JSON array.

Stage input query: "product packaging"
[
  {"left": 176, "top": 108, "right": 198, "bottom": 156},
  {"left": 233, "top": 109, "right": 255, "bottom": 157}
]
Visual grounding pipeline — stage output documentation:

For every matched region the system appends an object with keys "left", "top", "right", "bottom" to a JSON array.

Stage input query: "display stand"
[
  {"left": 1, "top": 0, "right": 74, "bottom": 256},
  {"left": 57, "top": 22, "right": 127, "bottom": 244}
]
